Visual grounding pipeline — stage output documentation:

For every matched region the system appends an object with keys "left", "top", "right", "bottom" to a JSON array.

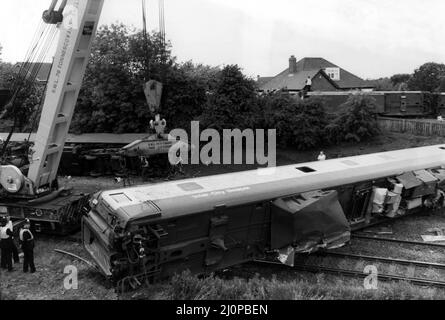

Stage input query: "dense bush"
[
  {"left": 200, "top": 65, "right": 261, "bottom": 131},
  {"left": 262, "top": 93, "right": 328, "bottom": 150},
  {"left": 326, "top": 94, "right": 380, "bottom": 144}
]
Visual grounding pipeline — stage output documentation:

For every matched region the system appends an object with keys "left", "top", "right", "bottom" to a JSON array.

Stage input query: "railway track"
[{"left": 254, "top": 250, "right": 445, "bottom": 289}]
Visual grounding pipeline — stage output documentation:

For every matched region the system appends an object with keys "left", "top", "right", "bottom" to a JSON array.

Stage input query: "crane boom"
[{"left": 28, "top": 0, "right": 104, "bottom": 190}]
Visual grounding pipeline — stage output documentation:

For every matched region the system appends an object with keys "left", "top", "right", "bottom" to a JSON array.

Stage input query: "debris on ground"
[
  {"left": 363, "top": 226, "right": 394, "bottom": 235},
  {"left": 421, "top": 227, "right": 445, "bottom": 242},
  {"left": 421, "top": 235, "right": 445, "bottom": 242}
]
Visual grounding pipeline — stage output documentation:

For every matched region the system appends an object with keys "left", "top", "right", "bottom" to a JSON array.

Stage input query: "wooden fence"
[{"left": 378, "top": 117, "right": 445, "bottom": 137}]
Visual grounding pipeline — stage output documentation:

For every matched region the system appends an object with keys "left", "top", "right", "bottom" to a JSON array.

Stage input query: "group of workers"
[{"left": 0, "top": 216, "right": 35, "bottom": 273}]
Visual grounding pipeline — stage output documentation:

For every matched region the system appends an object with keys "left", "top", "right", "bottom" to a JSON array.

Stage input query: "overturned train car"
[
  {"left": 83, "top": 145, "right": 445, "bottom": 283},
  {"left": 307, "top": 91, "right": 437, "bottom": 117}
]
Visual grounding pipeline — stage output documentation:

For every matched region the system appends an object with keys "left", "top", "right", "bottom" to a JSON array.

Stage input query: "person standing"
[
  {"left": 140, "top": 156, "right": 150, "bottom": 180},
  {"left": 5, "top": 216, "right": 19, "bottom": 264},
  {"left": 0, "top": 216, "right": 14, "bottom": 272},
  {"left": 318, "top": 151, "right": 327, "bottom": 161},
  {"left": 19, "top": 219, "right": 36, "bottom": 273},
  {"left": 304, "top": 76, "right": 312, "bottom": 92}
]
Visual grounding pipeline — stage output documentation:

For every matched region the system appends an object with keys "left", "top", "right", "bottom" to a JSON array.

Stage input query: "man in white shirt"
[
  {"left": 5, "top": 216, "right": 20, "bottom": 263},
  {"left": 304, "top": 76, "right": 312, "bottom": 92},
  {"left": 318, "top": 151, "right": 326, "bottom": 161}
]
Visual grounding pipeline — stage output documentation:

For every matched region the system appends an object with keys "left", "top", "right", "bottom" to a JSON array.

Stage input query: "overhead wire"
[{"left": 158, "top": 0, "right": 166, "bottom": 86}]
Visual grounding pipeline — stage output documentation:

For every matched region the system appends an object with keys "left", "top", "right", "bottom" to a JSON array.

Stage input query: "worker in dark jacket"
[
  {"left": 0, "top": 216, "right": 14, "bottom": 271},
  {"left": 19, "top": 219, "right": 36, "bottom": 273}
]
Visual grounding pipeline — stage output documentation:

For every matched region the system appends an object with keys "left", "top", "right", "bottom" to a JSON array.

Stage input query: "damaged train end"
[{"left": 82, "top": 145, "right": 445, "bottom": 284}]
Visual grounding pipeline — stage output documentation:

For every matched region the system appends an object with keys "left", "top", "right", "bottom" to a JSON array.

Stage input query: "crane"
[
  {"left": 0, "top": 0, "right": 105, "bottom": 198},
  {"left": 0, "top": 0, "right": 106, "bottom": 233},
  {"left": 0, "top": 0, "right": 184, "bottom": 233}
]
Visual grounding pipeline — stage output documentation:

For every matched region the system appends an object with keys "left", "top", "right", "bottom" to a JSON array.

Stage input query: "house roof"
[
  {"left": 259, "top": 57, "right": 373, "bottom": 91},
  {"left": 14, "top": 62, "right": 52, "bottom": 83},
  {"left": 260, "top": 69, "right": 326, "bottom": 92},
  {"left": 256, "top": 76, "right": 274, "bottom": 88}
]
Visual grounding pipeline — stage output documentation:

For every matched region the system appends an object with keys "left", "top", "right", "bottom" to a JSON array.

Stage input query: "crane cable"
[
  {"left": 142, "top": 0, "right": 150, "bottom": 81},
  {"left": 1, "top": 20, "right": 58, "bottom": 160},
  {"left": 159, "top": 0, "right": 165, "bottom": 50},
  {"left": 158, "top": 0, "right": 166, "bottom": 111}
]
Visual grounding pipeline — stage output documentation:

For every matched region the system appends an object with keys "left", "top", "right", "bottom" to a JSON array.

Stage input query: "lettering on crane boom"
[
  {"left": 147, "top": 141, "right": 174, "bottom": 152},
  {"left": 83, "top": 22, "right": 95, "bottom": 35}
]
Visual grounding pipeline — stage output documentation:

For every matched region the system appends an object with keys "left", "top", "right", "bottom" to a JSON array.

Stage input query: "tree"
[
  {"left": 390, "top": 74, "right": 411, "bottom": 90},
  {"left": 326, "top": 94, "right": 380, "bottom": 144},
  {"left": 364, "top": 77, "right": 396, "bottom": 91},
  {"left": 160, "top": 65, "right": 209, "bottom": 131},
  {"left": 407, "top": 62, "right": 445, "bottom": 92},
  {"left": 71, "top": 24, "right": 210, "bottom": 133},
  {"left": 0, "top": 43, "right": 14, "bottom": 88},
  {"left": 437, "top": 77, "right": 445, "bottom": 93},
  {"left": 262, "top": 93, "right": 328, "bottom": 150},
  {"left": 200, "top": 65, "right": 260, "bottom": 131},
  {"left": 180, "top": 61, "right": 220, "bottom": 93},
  {"left": 72, "top": 24, "right": 151, "bottom": 133}
]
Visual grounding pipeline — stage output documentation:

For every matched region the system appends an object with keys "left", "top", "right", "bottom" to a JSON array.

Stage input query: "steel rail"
[
  {"left": 254, "top": 259, "right": 445, "bottom": 289},
  {"left": 315, "top": 251, "right": 445, "bottom": 270},
  {"left": 352, "top": 234, "right": 445, "bottom": 248}
]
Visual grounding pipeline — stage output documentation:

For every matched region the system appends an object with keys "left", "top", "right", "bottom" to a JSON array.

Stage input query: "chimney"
[{"left": 289, "top": 55, "right": 297, "bottom": 73}]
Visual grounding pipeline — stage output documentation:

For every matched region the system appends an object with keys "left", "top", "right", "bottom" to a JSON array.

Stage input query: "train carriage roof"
[{"left": 97, "top": 145, "right": 445, "bottom": 224}]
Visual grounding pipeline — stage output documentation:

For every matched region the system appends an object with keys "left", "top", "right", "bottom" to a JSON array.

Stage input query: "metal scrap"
[{"left": 54, "top": 249, "right": 98, "bottom": 270}]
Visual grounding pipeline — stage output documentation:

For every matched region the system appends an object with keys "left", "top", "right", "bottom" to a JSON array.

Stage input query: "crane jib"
[{"left": 27, "top": 0, "right": 106, "bottom": 192}]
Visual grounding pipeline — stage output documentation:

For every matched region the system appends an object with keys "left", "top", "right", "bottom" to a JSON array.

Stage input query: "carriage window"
[
  {"left": 177, "top": 182, "right": 204, "bottom": 192},
  {"left": 296, "top": 166, "right": 316, "bottom": 173},
  {"left": 110, "top": 193, "right": 132, "bottom": 203}
]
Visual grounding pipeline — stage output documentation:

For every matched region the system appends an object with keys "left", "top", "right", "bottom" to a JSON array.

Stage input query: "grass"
[
  {"left": 0, "top": 239, "right": 117, "bottom": 300},
  {"left": 125, "top": 271, "right": 445, "bottom": 300}
]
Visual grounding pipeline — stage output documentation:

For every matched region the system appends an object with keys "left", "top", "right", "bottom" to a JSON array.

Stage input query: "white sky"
[{"left": 0, "top": 0, "right": 445, "bottom": 79}]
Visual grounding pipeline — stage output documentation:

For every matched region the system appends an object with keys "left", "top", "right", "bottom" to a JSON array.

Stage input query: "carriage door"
[
  {"left": 400, "top": 95, "right": 407, "bottom": 113},
  {"left": 349, "top": 182, "right": 373, "bottom": 224}
]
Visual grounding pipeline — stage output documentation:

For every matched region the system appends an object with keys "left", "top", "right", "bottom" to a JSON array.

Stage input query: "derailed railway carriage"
[{"left": 83, "top": 145, "right": 445, "bottom": 284}]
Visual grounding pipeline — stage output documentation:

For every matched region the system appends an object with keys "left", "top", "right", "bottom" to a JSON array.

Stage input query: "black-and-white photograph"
[{"left": 1, "top": 0, "right": 445, "bottom": 306}]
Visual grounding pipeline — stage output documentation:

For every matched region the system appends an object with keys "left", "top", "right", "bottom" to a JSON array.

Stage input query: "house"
[
  {"left": 14, "top": 62, "right": 52, "bottom": 85},
  {"left": 258, "top": 56, "right": 374, "bottom": 93}
]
